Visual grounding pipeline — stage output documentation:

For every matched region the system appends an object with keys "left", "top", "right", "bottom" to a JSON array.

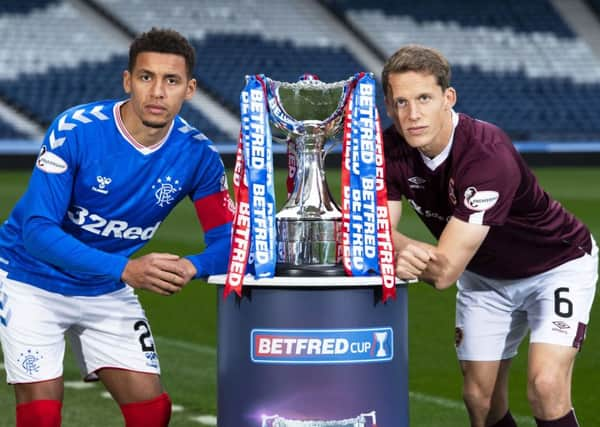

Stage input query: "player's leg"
[
  {"left": 456, "top": 270, "right": 529, "bottom": 427},
  {"left": 14, "top": 379, "right": 64, "bottom": 427},
  {"left": 527, "top": 343, "right": 577, "bottom": 423},
  {"left": 97, "top": 369, "right": 171, "bottom": 426},
  {"left": 72, "top": 286, "right": 171, "bottom": 426},
  {"left": 524, "top": 243, "right": 597, "bottom": 426},
  {"left": 460, "top": 359, "right": 514, "bottom": 427},
  {"left": 0, "top": 275, "right": 72, "bottom": 427}
]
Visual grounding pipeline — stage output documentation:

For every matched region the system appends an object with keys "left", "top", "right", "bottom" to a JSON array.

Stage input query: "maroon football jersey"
[{"left": 384, "top": 113, "right": 592, "bottom": 279}]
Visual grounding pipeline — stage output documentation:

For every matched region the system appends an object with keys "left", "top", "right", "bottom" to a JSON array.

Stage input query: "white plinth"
[{"left": 207, "top": 274, "right": 410, "bottom": 287}]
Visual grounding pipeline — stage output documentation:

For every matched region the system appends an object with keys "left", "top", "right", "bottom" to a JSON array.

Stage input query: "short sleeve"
[{"left": 452, "top": 144, "right": 520, "bottom": 226}]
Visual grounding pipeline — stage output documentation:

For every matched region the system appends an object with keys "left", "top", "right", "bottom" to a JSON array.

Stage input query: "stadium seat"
[
  {"left": 0, "top": 117, "right": 29, "bottom": 139},
  {"left": 2, "top": 0, "right": 600, "bottom": 145},
  {"left": 322, "top": 0, "right": 600, "bottom": 141}
]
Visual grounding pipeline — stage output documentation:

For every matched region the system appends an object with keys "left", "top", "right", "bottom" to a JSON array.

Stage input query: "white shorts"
[
  {"left": 0, "top": 273, "right": 161, "bottom": 384},
  {"left": 455, "top": 242, "right": 598, "bottom": 361}
]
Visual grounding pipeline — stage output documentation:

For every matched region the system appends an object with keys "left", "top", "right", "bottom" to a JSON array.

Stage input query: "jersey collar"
[
  {"left": 420, "top": 109, "right": 459, "bottom": 171},
  {"left": 113, "top": 100, "right": 173, "bottom": 155}
]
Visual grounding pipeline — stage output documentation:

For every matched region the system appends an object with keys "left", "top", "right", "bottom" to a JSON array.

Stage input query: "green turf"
[{"left": 0, "top": 167, "right": 598, "bottom": 426}]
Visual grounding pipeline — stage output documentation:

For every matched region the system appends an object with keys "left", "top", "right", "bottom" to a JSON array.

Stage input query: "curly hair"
[{"left": 128, "top": 27, "right": 196, "bottom": 79}]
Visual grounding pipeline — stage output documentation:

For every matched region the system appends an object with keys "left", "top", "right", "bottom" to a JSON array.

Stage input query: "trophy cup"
[
  {"left": 374, "top": 331, "right": 389, "bottom": 358},
  {"left": 225, "top": 72, "right": 396, "bottom": 300},
  {"left": 267, "top": 75, "right": 354, "bottom": 276}
]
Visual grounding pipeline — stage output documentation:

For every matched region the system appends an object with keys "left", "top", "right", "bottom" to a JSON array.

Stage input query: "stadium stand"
[
  {"left": 90, "top": 0, "right": 388, "bottom": 123},
  {"left": 90, "top": 0, "right": 349, "bottom": 48},
  {"left": 0, "top": 0, "right": 59, "bottom": 14},
  {"left": 1, "top": 0, "right": 600, "bottom": 161},
  {"left": 0, "top": 56, "right": 230, "bottom": 141},
  {"left": 324, "top": 0, "right": 577, "bottom": 36},
  {"left": 0, "top": 117, "right": 29, "bottom": 139},
  {"left": 192, "top": 35, "right": 373, "bottom": 111},
  {"left": 0, "top": 0, "right": 235, "bottom": 142},
  {"left": 322, "top": 0, "right": 600, "bottom": 142}
]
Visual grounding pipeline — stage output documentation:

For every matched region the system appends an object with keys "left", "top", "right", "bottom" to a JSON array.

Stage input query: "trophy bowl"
[{"left": 264, "top": 75, "right": 357, "bottom": 276}]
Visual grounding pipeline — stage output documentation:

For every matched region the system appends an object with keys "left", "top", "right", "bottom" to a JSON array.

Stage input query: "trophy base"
[{"left": 275, "top": 263, "right": 346, "bottom": 277}]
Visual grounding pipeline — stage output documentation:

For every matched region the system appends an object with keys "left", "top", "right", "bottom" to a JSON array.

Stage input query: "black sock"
[
  {"left": 491, "top": 410, "right": 518, "bottom": 427},
  {"left": 535, "top": 409, "right": 579, "bottom": 427}
]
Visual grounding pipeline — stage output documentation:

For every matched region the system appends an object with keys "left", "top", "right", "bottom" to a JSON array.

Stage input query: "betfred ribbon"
[
  {"left": 341, "top": 74, "right": 396, "bottom": 301},
  {"left": 224, "top": 76, "right": 277, "bottom": 298}
]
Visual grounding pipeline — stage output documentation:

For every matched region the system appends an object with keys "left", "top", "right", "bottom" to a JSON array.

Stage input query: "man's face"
[
  {"left": 385, "top": 71, "right": 456, "bottom": 157},
  {"left": 123, "top": 51, "right": 196, "bottom": 129}
]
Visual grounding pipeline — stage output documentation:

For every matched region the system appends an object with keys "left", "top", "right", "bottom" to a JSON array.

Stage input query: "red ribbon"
[
  {"left": 223, "top": 135, "right": 251, "bottom": 299},
  {"left": 374, "top": 109, "right": 396, "bottom": 301},
  {"left": 341, "top": 90, "right": 353, "bottom": 276},
  {"left": 286, "top": 138, "right": 296, "bottom": 198}
]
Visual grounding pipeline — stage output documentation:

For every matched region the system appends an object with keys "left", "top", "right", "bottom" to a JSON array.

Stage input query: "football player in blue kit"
[{"left": 0, "top": 28, "right": 234, "bottom": 427}]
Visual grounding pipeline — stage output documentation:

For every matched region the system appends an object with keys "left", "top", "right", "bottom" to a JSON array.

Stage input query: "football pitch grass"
[{"left": 0, "top": 167, "right": 599, "bottom": 426}]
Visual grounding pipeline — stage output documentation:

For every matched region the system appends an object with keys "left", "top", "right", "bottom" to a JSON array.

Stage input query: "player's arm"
[
  {"left": 21, "top": 117, "right": 186, "bottom": 294},
  {"left": 393, "top": 214, "right": 489, "bottom": 289},
  {"left": 25, "top": 206, "right": 187, "bottom": 294},
  {"left": 405, "top": 138, "right": 517, "bottom": 289},
  {"left": 389, "top": 199, "right": 439, "bottom": 281},
  {"left": 421, "top": 218, "right": 489, "bottom": 289},
  {"left": 183, "top": 145, "right": 234, "bottom": 279},
  {"left": 389, "top": 200, "right": 436, "bottom": 252},
  {"left": 21, "top": 121, "right": 130, "bottom": 281}
]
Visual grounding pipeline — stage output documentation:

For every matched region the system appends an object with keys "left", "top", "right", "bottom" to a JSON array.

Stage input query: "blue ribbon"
[
  {"left": 349, "top": 74, "right": 379, "bottom": 275},
  {"left": 240, "top": 75, "right": 277, "bottom": 279}
]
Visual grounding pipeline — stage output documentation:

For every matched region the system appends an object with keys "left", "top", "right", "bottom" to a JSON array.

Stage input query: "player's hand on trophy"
[
  {"left": 395, "top": 243, "right": 436, "bottom": 281},
  {"left": 122, "top": 253, "right": 192, "bottom": 295}
]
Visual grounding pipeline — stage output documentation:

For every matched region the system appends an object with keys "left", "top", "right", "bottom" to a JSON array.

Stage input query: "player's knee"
[
  {"left": 462, "top": 383, "right": 492, "bottom": 414},
  {"left": 527, "top": 371, "right": 565, "bottom": 407},
  {"left": 120, "top": 392, "right": 172, "bottom": 427},
  {"left": 17, "top": 400, "right": 62, "bottom": 427}
]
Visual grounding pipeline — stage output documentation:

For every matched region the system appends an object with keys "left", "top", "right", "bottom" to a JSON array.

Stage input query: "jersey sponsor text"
[{"left": 67, "top": 206, "right": 160, "bottom": 240}]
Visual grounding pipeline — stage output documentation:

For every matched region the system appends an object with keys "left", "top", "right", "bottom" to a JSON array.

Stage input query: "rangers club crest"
[{"left": 152, "top": 176, "right": 182, "bottom": 207}]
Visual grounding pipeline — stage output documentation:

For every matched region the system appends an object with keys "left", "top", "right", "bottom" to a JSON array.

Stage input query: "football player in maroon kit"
[{"left": 382, "top": 44, "right": 597, "bottom": 427}]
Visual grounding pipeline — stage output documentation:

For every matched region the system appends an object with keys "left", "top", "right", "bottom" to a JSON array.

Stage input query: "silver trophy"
[{"left": 263, "top": 75, "right": 359, "bottom": 276}]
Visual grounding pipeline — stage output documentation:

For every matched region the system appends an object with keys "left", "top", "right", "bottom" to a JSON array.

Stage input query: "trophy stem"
[
  {"left": 263, "top": 75, "right": 359, "bottom": 276},
  {"left": 276, "top": 131, "right": 343, "bottom": 273}
]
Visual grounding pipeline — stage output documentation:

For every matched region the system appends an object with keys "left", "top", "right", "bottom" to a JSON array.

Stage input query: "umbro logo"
[
  {"left": 552, "top": 320, "right": 571, "bottom": 334},
  {"left": 552, "top": 321, "right": 570, "bottom": 330},
  {"left": 408, "top": 176, "right": 426, "bottom": 189}
]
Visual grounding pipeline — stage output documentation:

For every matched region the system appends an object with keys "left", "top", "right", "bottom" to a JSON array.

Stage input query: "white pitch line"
[
  {"left": 171, "top": 404, "right": 185, "bottom": 413},
  {"left": 409, "top": 391, "right": 464, "bottom": 411},
  {"left": 64, "top": 381, "right": 96, "bottom": 390},
  {"left": 155, "top": 336, "right": 216, "bottom": 355},
  {"left": 100, "top": 391, "right": 112, "bottom": 399},
  {"left": 189, "top": 415, "right": 217, "bottom": 425}
]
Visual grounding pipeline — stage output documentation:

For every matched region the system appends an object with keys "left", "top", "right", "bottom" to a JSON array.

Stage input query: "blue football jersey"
[{"left": 0, "top": 99, "right": 233, "bottom": 296}]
